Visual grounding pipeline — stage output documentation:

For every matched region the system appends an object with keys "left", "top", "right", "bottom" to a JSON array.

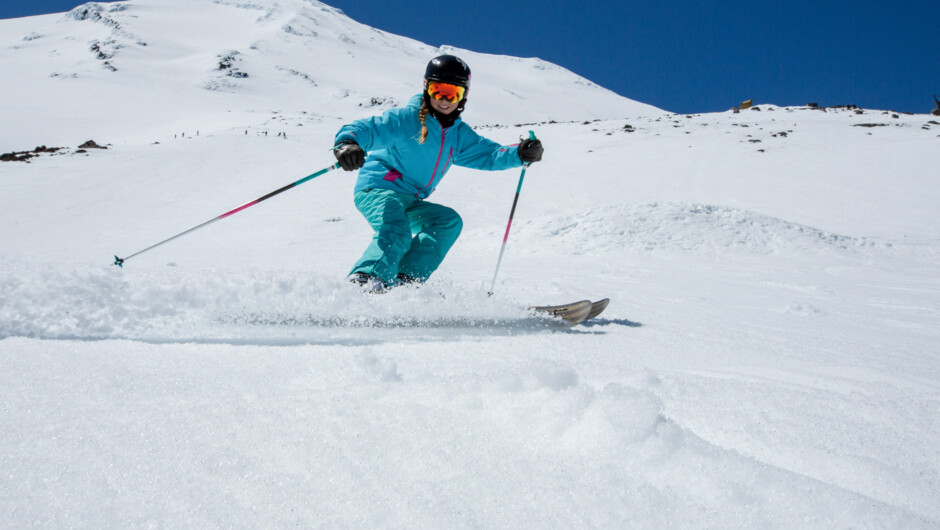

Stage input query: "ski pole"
[
  {"left": 113, "top": 162, "right": 340, "bottom": 267},
  {"left": 488, "top": 131, "right": 537, "bottom": 295}
]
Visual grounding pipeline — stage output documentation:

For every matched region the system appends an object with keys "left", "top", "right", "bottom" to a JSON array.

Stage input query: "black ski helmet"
[{"left": 425, "top": 55, "right": 471, "bottom": 88}]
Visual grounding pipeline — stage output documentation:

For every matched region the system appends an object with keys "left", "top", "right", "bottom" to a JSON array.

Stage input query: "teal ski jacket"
[{"left": 334, "top": 94, "right": 523, "bottom": 199}]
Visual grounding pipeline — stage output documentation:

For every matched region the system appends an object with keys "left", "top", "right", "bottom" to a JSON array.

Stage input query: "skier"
[{"left": 333, "top": 55, "right": 544, "bottom": 292}]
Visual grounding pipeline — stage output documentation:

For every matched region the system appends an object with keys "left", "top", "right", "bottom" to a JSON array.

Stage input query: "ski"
[
  {"left": 532, "top": 298, "right": 609, "bottom": 326},
  {"left": 533, "top": 300, "right": 592, "bottom": 325}
]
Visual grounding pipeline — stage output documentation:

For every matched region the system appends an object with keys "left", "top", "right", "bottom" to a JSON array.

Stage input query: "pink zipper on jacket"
[{"left": 423, "top": 126, "right": 451, "bottom": 190}]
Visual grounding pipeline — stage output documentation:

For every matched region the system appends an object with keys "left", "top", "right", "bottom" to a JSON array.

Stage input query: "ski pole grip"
[{"left": 520, "top": 130, "right": 538, "bottom": 168}]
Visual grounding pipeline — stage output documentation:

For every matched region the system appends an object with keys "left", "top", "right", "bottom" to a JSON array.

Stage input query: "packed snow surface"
[{"left": 2, "top": 0, "right": 939, "bottom": 527}]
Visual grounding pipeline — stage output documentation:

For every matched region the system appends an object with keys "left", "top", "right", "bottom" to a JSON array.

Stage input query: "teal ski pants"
[{"left": 350, "top": 189, "right": 463, "bottom": 284}]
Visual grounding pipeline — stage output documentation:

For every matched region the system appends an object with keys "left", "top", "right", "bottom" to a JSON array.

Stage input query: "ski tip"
[
  {"left": 562, "top": 301, "right": 592, "bottom": 326},
  {"left": 587, "top": 298, "right": 610, "bottom": 320},
  {"left": 113, "top": 255, "right": 124, "bottom": 267}
]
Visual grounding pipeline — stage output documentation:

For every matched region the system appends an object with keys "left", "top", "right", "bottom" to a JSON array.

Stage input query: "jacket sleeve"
[
  {"left": 452, "top": 125, "right": 523, "bottom": 171},
  {"left": 334, "top": 107, "right": 417, "bottom": 151}
]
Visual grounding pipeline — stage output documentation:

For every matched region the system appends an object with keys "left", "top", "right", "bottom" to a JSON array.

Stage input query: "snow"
[{"left": 2, "top": 0, "right": 940, "bottom": 527}]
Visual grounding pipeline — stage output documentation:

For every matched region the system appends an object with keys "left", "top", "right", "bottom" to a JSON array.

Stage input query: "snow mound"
[{"left": 509, "top": 203, "right": 883, "bottom": 256}]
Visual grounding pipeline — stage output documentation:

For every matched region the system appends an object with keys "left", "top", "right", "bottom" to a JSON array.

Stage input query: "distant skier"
[{"left": 332, "top": 54, "right": 544, "bottom": 292}]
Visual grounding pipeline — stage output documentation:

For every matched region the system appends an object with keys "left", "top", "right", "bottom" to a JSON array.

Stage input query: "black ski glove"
[
  {"left": 518, "top": 138, "right": 543, "bottom": 164},
  {"left": 333, "top": 140, "right": 365, "bottom": 171}
]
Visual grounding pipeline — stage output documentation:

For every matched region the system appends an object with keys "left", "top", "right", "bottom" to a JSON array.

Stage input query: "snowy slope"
[
  {"left": 0, "top": 0, "right": 659, "bottom": 148},
  {"left": 2, "top": 1, "right": 940, "bottom": 528}
]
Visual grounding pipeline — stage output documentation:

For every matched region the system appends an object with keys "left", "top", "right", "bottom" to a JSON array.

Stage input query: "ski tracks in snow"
[{"left": 0, "top": 260, "right": 613, "bottom": 343}]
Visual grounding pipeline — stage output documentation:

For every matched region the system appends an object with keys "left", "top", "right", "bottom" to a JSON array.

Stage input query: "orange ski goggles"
[{"left": 427, "top": 81, "right": 466, "bottom": 103}]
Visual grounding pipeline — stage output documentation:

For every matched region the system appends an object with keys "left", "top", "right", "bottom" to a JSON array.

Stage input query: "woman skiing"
[{"left": 333, "top": 54, "right": 544, "bottom": 292}]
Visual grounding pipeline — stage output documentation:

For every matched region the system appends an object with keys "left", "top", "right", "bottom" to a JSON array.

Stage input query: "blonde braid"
[{"left": 418, "top": 100, "right": 429, "bottom": 144}]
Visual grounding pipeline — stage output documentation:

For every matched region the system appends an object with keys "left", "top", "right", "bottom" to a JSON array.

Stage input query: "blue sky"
[{"left": 3, "top": 0, "right": 937, "bottom": 114}]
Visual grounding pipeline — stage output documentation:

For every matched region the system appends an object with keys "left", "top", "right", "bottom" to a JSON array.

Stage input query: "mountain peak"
[{"left": 0, "top": 0, "right": 661, "bottom": 147}]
